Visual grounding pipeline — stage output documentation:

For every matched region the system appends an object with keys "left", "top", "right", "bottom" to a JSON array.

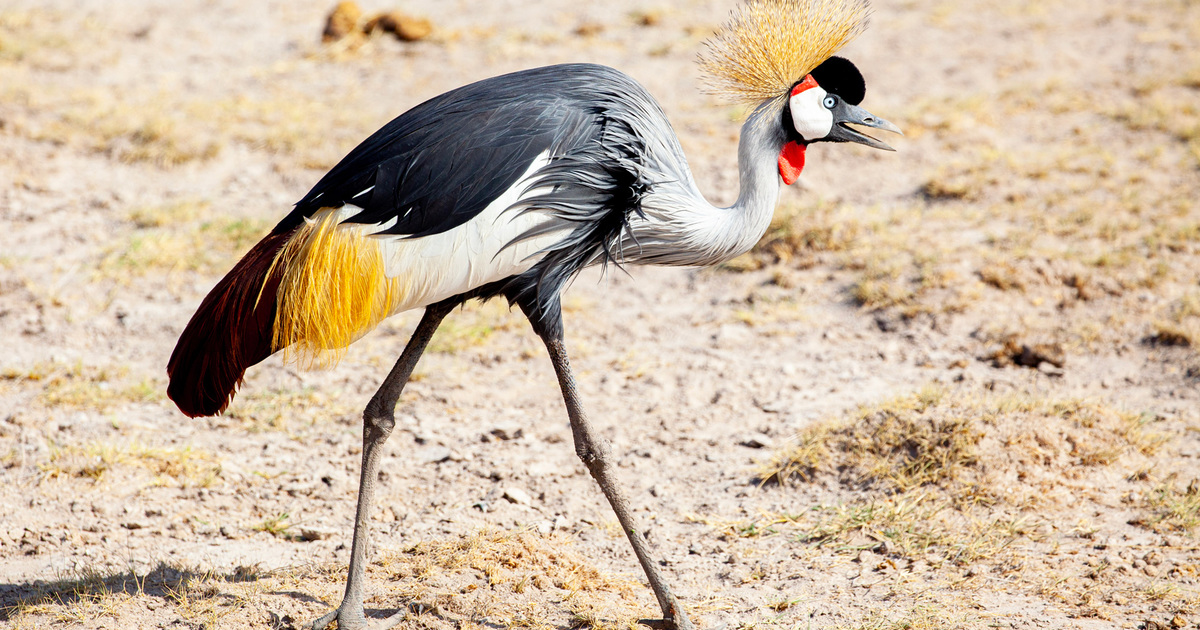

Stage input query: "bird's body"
[
  {"left": 281, "top": 62, "right": 772, "bottom": 322},
  {"left": 168, "top": 63, "right": 792, "bottom": 416},
  {"left": 168, "top": 2, "right": 900, "bottom": 628}
]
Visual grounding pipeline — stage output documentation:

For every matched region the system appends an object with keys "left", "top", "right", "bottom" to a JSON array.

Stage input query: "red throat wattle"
[{"left": 778, "top": 141, "right": 807, "bottom": 185}]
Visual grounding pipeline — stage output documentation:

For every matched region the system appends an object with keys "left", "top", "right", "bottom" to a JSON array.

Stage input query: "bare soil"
[{"left": 1, "top": 1, "right": 1198, "bottom": 629}]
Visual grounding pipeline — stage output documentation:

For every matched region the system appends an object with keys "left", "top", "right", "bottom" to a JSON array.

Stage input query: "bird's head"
[
  {"left": 697, "top": 0, "right": 902, "bottom": 185},
  {"left": 778, "top": 55, "right": 902, "bottom": 184}
]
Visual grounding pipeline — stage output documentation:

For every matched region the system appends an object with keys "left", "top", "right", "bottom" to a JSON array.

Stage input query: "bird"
[{"left": 165, "top": 0, "right": 899, "bottom": 628}]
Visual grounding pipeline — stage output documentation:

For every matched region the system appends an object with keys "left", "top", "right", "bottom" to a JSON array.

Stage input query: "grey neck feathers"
[{"left": 626, "top": 99, "right": 786, "bottom": 268}]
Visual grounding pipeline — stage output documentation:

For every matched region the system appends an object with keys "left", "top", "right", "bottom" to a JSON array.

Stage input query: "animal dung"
[
  {"left": 322, "top": 1, "right": 362, "bottom": 42},
  {"left": 364, "top": 11, "right": 434, "bottom": 42},
  {"left": 322, "top": 2, "right": 434, "bottom": 44}
]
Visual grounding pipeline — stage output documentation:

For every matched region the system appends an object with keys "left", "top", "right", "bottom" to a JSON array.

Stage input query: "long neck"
[
  {"left": 725, "top": 101, "right": 788, "bottom": 250},
  {"left": 629, "top": 100, "right": 787, "bottom": 268}
]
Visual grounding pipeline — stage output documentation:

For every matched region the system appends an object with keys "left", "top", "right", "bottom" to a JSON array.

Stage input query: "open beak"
[{"left": 827, "top": 103, "right": 903, "bottom": 151}]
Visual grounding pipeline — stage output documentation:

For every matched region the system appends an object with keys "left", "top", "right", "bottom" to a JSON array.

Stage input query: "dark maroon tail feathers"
[{"left": 167, "top": 231, "right": 292, "bottom": 417}]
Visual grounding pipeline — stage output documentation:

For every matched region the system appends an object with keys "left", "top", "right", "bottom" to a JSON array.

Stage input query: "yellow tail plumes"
[{"left": 270, "top": 208, "right": 402, "bottom": 368}]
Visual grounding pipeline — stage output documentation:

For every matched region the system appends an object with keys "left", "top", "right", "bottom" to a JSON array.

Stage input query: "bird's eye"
[{"left": 823, "top": 96, "right": 837, "bottom": 109}]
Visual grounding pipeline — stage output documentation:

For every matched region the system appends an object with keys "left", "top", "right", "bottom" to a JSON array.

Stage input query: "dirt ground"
[{"left": 1, "top": 0, "right": 1198, "bottom": 628}]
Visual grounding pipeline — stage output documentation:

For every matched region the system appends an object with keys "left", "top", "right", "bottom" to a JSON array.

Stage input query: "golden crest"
[{"left": 698, "top": 0, "right": 871, "bottom": 103}]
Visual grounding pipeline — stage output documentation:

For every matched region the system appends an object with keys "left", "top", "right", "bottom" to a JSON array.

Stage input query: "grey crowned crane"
[{"left": 166, "top": 0, "right": 900, "bottom": 628}]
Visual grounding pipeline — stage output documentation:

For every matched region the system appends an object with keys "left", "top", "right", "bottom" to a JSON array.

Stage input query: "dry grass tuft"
[
  {"left": 126, "top": 199, "right": 208, "bottom": 229},
  {"left": 1137, "top": 479, "right": 1200, "bottom": 533},
  {"left": 753, "top": 198, "right": 861, "bottom": 263},
  {"left": 223, "top": 386, "right": 347, "bottom": 433},
  {"left": 842, "top": 603, "right": 972, "bottom": 630},
  {"left": 39, "top": 440, "right": 220, "bottom": 488},
  {"left": 386, "top": 529, "right": 636, "bottom": 593},
  {"left": 4, "top": 561, "right": 266, "bottom": 628},
  {"left": 213, "top": 91, "right": 385, "bottom": 170},
  {"left": 251, "top": 512, "right": 294, "bottom": 538},
  {"left": 1151, "top": 292, "right": 1200, "bottom": 347},
  {"left": 761, "top": 389, "right": 1171, "bottom": 548},
  {"left": 763, "top": 386, "right": 978, "bottom": 493},
  {"left": 985, "top": 336, "right": 1066, "bottom": 369},
  {"left": 23, "top": 90, "right": 223, "bottom": 166},
  {"left": 2, "top": 360, "right": 161, "bottom": 411},
  {"left": 0, "top": 8, "right": 98, "bottom": 69},
  {"left": 737, "top": 385, "right": 1198, "bottom": 618},
  {"left": 374, "top": 528, "right": 649, "bottom": 629},
  {"left": 99, "top": 205, "right": 268, "bottom": 280}
]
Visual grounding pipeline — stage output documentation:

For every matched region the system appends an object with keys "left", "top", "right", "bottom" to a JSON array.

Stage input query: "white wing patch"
[{"left": 365, "top": 151, "right": 567, "bottom": 314}]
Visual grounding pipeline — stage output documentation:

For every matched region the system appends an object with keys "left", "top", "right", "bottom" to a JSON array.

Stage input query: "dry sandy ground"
[{"left": 1, "top": 0, "right": 1198, "bottom": 629}]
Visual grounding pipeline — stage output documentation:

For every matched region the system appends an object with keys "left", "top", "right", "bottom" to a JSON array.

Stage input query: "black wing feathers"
[
  {"left": 266, "top": 64, "right": 669, "bottom": 334},
  {"left": 274, "top": 66, "right": 616, "bottom": 239}
]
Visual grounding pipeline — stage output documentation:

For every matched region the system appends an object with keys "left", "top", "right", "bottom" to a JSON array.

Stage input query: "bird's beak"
[{"left": 827, "top": 103, "right": 903, "bottom": 151}]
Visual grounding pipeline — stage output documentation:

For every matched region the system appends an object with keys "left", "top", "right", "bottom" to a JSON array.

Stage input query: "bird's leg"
[
  {"left": 534, "top": 325, "right": 695, "bottom": 630},
  {"left": 312, "top": 300, "right": 458, "bottom": 630}
]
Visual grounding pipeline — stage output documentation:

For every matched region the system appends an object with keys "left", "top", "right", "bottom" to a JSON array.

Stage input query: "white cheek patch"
[{"left": 789, "top": 86, "right": 834, "bottom": 142}]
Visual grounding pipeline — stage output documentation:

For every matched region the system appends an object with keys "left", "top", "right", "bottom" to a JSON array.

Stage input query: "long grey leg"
[
  {"left": 528, "top": 306, "right": 695, "bottom": 630},
  {"left": 312, "top": 299, "right": 458, "bottom": 630}
]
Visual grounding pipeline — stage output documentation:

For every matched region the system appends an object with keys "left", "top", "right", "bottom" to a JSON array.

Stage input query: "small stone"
[
  {"left": 1170, "top": 615, "right": 1187, "bottom": 628},
  {"left": 634, "top": 9, "right": 664, "bottom": 26},
  {"left": 739, "top": 433, "right": 774, "bottom": 449},
  {"left": 757, "top": 399, "right": 789, "bottom": 414},
  {"left": 281, "top": 482, "right": 312, "bottom": 497},
  {"left": 856, "top": 550, "right": 881, "bottom": 570},
  {"left": 503, "top": 487, "right": 532, "bottom": 506},
  {"left": 534, "top": 520, "right": 552, "bottom": 536},
  {"left": 489, "top": 423, "right": 524, "bottom": 441},
  {"left": 416, "top": 446, "right": 452, "bottom": 464},
  {"left": 1037, "top": 361, "right": 1065, "bottom": 377},
  {"left": 319, "top": 468, "right": 346, "bottom": 489},
  {"left": 1024, "top": 342, "right": 1065, "bottom": 368},
  {"left": 574, "top": 22, "right": 604, "bottom": 37}
]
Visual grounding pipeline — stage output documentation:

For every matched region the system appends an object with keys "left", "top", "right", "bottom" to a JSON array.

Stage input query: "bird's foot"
[
  {"left": 638, "top": 615, "right": 697, "bottom": 630},
  {"left": 310, "top": 601, "right": 402, "bottom": 630}
]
